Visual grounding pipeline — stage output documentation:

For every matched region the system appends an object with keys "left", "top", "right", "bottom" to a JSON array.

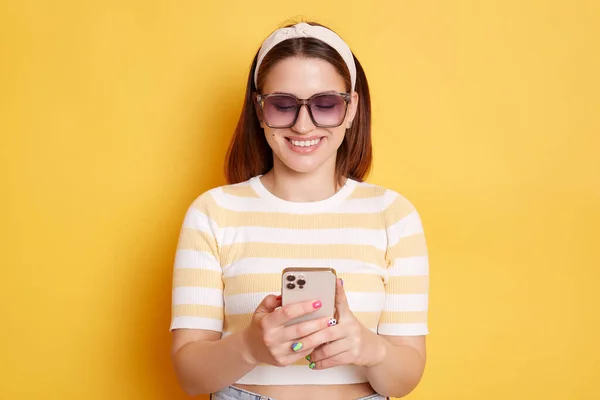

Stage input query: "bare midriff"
[{"left": 234, "top": 382, "right": 376, "bottom": 400}]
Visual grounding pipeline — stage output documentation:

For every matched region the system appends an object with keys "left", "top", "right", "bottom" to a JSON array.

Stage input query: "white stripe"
[
  {"left": 333, "top": 190, "right": 397, "bottom": 213},
  {"left": 174, "top": 249, "right": 221, "bottom": 271},
  {"left": 223, "top": 291, "right": 386, "bottom": 315},
  {"left": 172, "top": 287, "right": 223, "bottom": 307},
  {"left": 224, "top": 292, "right": 275, "bottom": 315},
  {"left": 218, "top": 226, "right": 387, "bottom": 250},
  {"left": 221, "top": 327, "right": 377, "bottom": 338},
  {"left": 383, "top": 294, "right": 428, "bottom": 312},
  {"left": 235, "top": 365, "right": 368, "bottom": 385},
  {"left": 386, "top": 211, "right": 424, "bottom": 247},
  {"left": 211, "top": 187, "right": 396, "bottom": 214},
  {"left": 347, "top": 292, "right": 385, "bottom": 312},
  {"left": 378, "top": 322, "right": 428, "bottom": 336},
  {"left": 222, "top": 257, "right": 386, "bottom": 276},
  {"left": 170, "top": 317, "right": 222, "bottom": 332},
  {"left": 389, "top": 255, "right": 429, "bottom": 276},
  {"left": 182, "top": 207, "right": 217, "bottom": 233}
]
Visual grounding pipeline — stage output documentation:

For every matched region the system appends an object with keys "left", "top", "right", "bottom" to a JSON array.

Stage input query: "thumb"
[
  {"left": 255, "top": 294, "right": 282, "bottom": 314},
  {"left": 334, "top": 278, "right": 350, "bottom": 319}
]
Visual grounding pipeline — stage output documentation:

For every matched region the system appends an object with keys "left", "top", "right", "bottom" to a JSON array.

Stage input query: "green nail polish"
[
  {"left": 292, "top": 341, "right": 303, "bottom": 352},
  {"left": 309, "top": 362, "right": 316, "bottom": 369},
  {"left": 305, "top": 355, "right": 311, "bottom": 361}
]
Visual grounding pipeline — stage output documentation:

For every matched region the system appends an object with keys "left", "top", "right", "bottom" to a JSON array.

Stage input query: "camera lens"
[
  {"left": 297, "top": 279, "right": 306, "bottom": 286},
  {"left": 286, "top": 275, "right": 295, "bottom": 282},
  {"left": 287, "top": 283, "right": 295, "bottom": 289}
]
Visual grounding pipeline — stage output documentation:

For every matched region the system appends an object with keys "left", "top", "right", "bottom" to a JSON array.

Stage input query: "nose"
[{"left": 292, "top": 104, "right": 316, "bottom": 134}]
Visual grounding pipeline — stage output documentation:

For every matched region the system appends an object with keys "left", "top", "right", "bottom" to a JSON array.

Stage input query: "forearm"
[
  {"left": 172, "top": 331, "right": 256, "bottom": 395},
  {"left": 365, "top": 337, "right": 426, "bottom": 398}
]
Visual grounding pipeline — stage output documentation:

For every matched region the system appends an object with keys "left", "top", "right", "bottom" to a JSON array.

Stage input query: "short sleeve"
[
  {"left": 378, "top": 193, "right": 429, "bottom": 336},
  {"left": 170, "top": 193, "right": 224, "bottom": 332}
]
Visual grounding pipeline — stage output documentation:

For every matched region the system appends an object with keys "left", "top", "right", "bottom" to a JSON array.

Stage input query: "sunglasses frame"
[{"left": 256, "top": 91, "right": 352, "bottom": 129}]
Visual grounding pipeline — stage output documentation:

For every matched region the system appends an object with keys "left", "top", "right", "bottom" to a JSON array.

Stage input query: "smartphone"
[{"left": 281, "top": 267, "right": 337, "bottom": 326}]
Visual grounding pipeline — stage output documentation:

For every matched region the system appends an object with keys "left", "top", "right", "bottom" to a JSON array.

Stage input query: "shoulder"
[
  {"left": 187, "top": 177, "right": 259, "bottom": 212},
  {"left": 349, "top": 179, "right": 421, "bottom": 225}
]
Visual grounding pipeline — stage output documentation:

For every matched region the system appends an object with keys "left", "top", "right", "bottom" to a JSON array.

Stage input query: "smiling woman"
[{"left": 169, "top": 21, "right": 429, "bottom": 400}]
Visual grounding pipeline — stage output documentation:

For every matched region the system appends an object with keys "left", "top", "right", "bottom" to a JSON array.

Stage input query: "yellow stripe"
[
  {"left": 290, "top": 358, "right": 311, "bottom": 366},
  {"left": 223, "top": 273, "right": 384, "bottom": 295},
  {"left": 347, "top": 185, "right": 386, "bottom": 199},
  {"left": 387, "top": 233, "right": 428, "bottom": 260},
  {"left": 172, "top": 304, "right": 223, "bottom": 320},
  {"left": 260, "top": 358, "right": 311, "bottom": 367},
  {"left": 383, "top": 195, "right": 416, "bottom": 226},
  {"left": 177, "top": 228, "right": 219, "bottom": 257},
  {"left": 386, "top": 275, "right": 429, "bottom": 294},
  {"left": 223, "top": 311, "right": 381, "bottom": 335},
  {"left": 221, "top": 243, "right": 385, "bottom": 267},
  {"left": 379, "top": 310, "right": 427, "bottom": 324},
  {"left": 221, "top": 185, "right": 260, "bottom": 198},
  {"left": 173, "top": 268, "right": 223, "bottom": 289},
  {"left": 194, "top": 193, "right": 386, "bottom": 229},
  {"left": 223, "top": 313, "right": 252, "bottom": 333},
  {"left": 353, "top": 311, "right": 382, "bottom": 330}
]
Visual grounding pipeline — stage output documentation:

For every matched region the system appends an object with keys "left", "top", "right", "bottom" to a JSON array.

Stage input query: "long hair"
[{"left": 224, "top": 22, "right": 372, "bottom": 185}]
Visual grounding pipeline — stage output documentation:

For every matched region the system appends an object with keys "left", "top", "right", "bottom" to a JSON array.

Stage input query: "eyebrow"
[{"left": 268, "top": 90, "right": 341, "bottom": 97}]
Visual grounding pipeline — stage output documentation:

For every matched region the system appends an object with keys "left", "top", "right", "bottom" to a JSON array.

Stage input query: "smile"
[
  {"left": 285, "top": 137, "right": 324, "bottom": 153},
  {"left": 287, "top": 138, "right": 322, "bottom": 147}
]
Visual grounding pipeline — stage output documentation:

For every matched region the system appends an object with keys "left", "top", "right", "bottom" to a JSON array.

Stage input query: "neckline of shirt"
[{"left": 249, "top": 175, "right": 357, "bottom": 213}]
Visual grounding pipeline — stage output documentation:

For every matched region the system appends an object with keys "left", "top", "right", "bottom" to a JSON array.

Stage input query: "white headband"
[{"left": 254, "top": 22, "right": 357, "bottom": 91}]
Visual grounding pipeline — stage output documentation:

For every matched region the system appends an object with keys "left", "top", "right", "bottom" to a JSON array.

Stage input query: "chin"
[{"left": 279, "top": 157, "right": 328, "bottom": 174}]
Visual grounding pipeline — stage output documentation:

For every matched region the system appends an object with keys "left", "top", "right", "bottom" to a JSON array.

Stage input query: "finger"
[
  {"left": 309, "top": 351, "right": 353, "bottom": 370},
  {"left": 255, "top": 294, "right": 282, "bottom": 314},
  {"left": 278, "top": 344, "right": 314, "bottom": 366},
  {"left": 288, "top": 323, "right": 345, "bottom": 353},
  {"left": 309, "top": 337, "right": 349, "bottom": 362},
  {"left": 267, "top": 299, "right": 323, "bottom": 328},
  {"left": 334, "top": 278, "right": 350, "bottom": 319},
  {"left": 280, "top": 316, "right": 332, "bottom": 342}
]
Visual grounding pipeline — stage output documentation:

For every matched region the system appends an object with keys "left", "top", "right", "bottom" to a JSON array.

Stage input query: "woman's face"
[{"left": 259, "top": 56, "right": 358, "bottom": 177}]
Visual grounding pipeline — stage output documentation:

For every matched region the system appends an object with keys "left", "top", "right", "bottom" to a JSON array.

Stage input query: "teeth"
[{"left": 290, "top": 138, "right": 320, "bottom": 147}]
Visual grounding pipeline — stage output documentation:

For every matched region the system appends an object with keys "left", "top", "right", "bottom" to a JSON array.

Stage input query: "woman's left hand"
[{"left": 307, "top": 278, "right": 387, "bottom": 370}]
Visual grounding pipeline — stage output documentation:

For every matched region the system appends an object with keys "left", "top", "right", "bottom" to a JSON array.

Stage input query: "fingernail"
[
  {"left": 309, "top": 362, "right": 316, "bottom": 369},
  {"left": 340, "top": 278, "right": 344, "bottom": 286},
  {"left": 305, "top": 355, "right": 311, "bottom": 361},
  {"left": 292, "top": 342, "right": 303, "bottom": 352},
  {"left": 328, "top": 318, "right": 337, "bottom": 327},
  {"left": 312, "top": 300, "right": 322, "bottom": 309},
  {"left": 276, "top": 295, "right": 282, "bottom": 301}
]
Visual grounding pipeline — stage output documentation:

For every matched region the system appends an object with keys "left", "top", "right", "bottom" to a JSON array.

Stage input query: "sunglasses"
[{"left": 256, "top": 92, "right": 351, "bottom": 129}]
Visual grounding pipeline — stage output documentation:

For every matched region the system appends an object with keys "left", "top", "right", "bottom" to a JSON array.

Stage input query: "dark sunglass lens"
[
  {"left": 263, "top": 96, "right": 297, "bottom": 127},
  {"left": 309, "top": 95, "right": 347, "bottom": 127}
]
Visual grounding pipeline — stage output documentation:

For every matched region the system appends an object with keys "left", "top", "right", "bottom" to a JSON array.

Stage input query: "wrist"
[
  {"left": 364, "top": 328, "right": 387, "bottom": 367},
  {"left": 239, "top": 328, "right": 259, "bottom": 366}
]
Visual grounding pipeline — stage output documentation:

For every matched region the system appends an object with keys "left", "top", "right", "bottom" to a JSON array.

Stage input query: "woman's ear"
[{"left": 347, "top": 91, "right": 359, "bottom": 128}]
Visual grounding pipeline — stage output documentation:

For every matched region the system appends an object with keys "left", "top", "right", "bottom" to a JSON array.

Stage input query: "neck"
[{"left": 261, "top": 161, "right": 342, "bottom": 202}]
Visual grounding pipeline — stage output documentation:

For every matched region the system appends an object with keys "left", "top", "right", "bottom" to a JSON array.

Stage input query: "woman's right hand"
[{"left": 241, "top": 294, "right": 334, "bottom": 367}]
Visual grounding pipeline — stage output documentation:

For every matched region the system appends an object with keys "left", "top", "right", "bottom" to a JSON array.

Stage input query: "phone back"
[{"left": 281, "top": 267, "right": 337, "bottom": 326}]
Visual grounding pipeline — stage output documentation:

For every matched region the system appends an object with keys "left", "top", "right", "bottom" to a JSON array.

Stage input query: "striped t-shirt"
[{"left": 170, "top": 175, "right": 429, "bottom": 385}]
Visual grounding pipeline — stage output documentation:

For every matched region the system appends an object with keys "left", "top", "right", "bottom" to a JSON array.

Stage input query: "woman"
[{"left": 170, "top": 21, "right": 430, "bottom": 400}]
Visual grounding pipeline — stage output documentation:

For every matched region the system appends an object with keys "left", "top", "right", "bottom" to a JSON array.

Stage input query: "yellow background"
[{"left": 1, "top": 0, "right": 598, "bottom": 399}]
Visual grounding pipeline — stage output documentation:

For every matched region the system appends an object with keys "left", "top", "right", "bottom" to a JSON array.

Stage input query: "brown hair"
[{"left": 224, "top": 21, "right": 372, "bottom": 185}]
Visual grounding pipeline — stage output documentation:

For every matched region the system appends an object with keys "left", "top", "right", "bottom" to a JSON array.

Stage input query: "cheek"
[{"left": 330, "top": 128, "right": 346, "bottom": 143}]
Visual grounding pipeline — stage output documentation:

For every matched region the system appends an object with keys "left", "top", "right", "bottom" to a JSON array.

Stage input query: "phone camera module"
[
  {"left": 286, "top": 275, "right": 296, "bottom": 282},
  {"left": 286, "top": 283, "right": 295, "bottom": 289},
  {"left": 297, "top": 279, "right": 306, "bottom": 286}
]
